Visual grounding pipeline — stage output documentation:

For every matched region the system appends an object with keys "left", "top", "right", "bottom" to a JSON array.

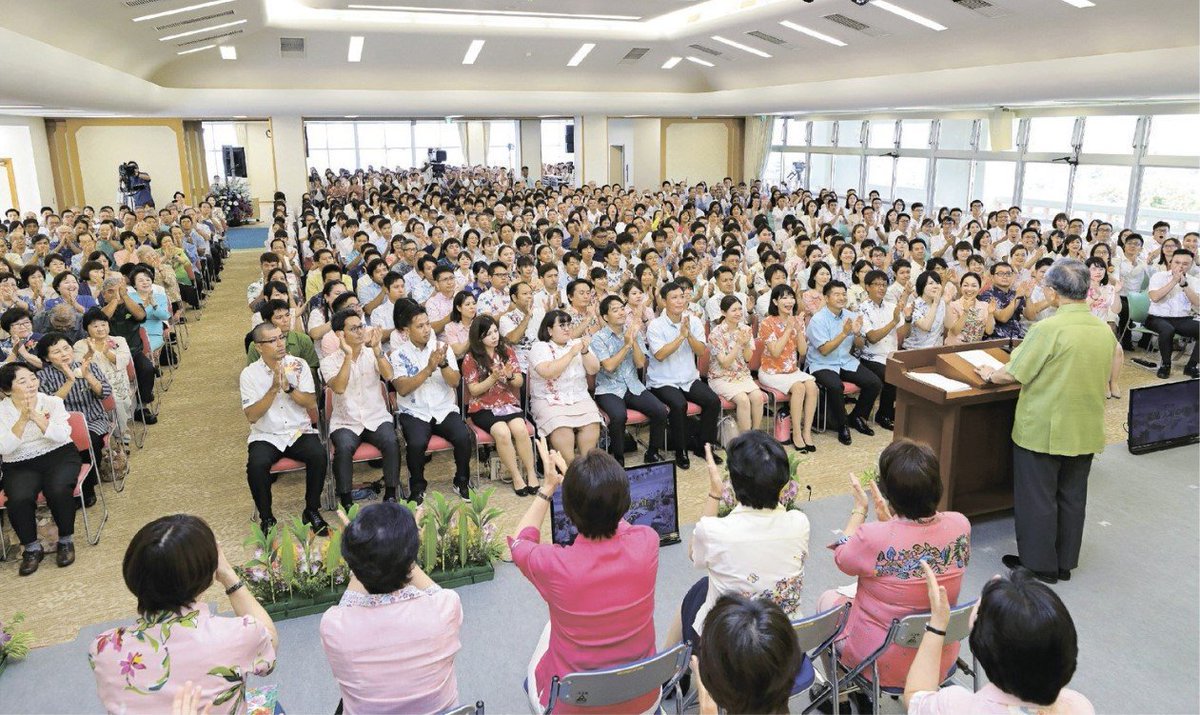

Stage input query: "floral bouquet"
[
  {"left": 211, "top": 178, "right": 254, "bottom": 226},
  {"left": 1, "top": 613, "right": 33, "bottom": 666},
  {"left": 717, "top": 450, "right": 810, "bottom": 517}
]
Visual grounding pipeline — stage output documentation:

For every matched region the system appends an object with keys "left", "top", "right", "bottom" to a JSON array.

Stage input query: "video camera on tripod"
[
  {"left": 118, "top": 161, "right": 141, "bottom": 193},
  {"left": 426, "top": 148, "right": 447, "bottom": 178}
]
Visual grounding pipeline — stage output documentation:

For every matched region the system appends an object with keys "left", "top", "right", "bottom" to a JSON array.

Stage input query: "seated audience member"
[
  {"left": 528, "top": 310, "right": 603, "bottom": 463},
  {"left": 321, "top": 309, "right": 401, "bottom": 508},
  {"left": 247, "top": 299, "right": 320, "bottom": 375},
  {"left": 980, "top": 261, "right": 1026, "bottom": 339},
  {"left": 706, "top": 295, "right": 766, "bottom": 436},
  {"left": 510, "top": 445, "right": 659, "bottom": 715},
  {"left": 368, "top": 272, "right": 407, "bottom": 345},
  {"left": 692, "top": 594, "right": 803, "bottom": 715},
  {"left": 240, "top": 321, "right": 329, "bottom": 535},
  {"left": 90, "top": 514, "right": 278, "bottom": 714},
  {"left": 0, "top": 361, "right": 83, "bottom": 575},
  {"left": 1144, "top": 249, "right": 1199, "bottom": 379},
  {"left": 590, "top": 295, "right": 668, "bottom": 466},
  {"left": 19, "top": 263, "right": 51, "bottom": 313},
  {"left": 307, "top": 279, "right": 347, "bottom": 348},
  {"left": 75, "top": 308, "right": 134, "bottom": 433},
  {"left": 44, "top": 271, "right": 97, "bottom": 326},
  {"left": 1, "top": 306, "right": 43, "bottom": 368},
  {"left": 36, "top": 331, "right": 112, "bottom": 503},
  {"left": 462, "top": 314, "right": 540, "bottom": 495},
  {"left": 758, "top": 284, "right": 819, "bottom": 451},
  {"left": 945, "top": 271, "right": 995, "bottom": 345},
  {"left": 389, "top": 303, "right": 473, "bottom": 504},
  {"left": 818, "top": 439, "right": 970, "bottom": 693},
  {"left": 856, "top": 270, "right": 908, "bottom": 434},
  {"left": 903, "top": 564, "right": 1094, "bottom": 715},
  {"left": 903, "top": 270, "right": 947, "bottom": 350},
  {"left": 499, "top": 280, "right": 541, "bottom": 371},
  {"left": 669, "top": 433, "right": 809, "bottom": 649},
  {"left": 805, "top": 280, "right": 881, "bottom": 446},
  {"left": 646, "top": 281, "right": 722, "bottom": 469},
  {"left": 321, "top": 503, "right": 463, "bottom": 715},
  {"left": 442, "top": 291, "right": 476, "bottom": 356}
]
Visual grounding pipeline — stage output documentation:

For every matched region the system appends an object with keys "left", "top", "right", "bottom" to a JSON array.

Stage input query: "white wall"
[
  {"left": 631, "top": 118, "right": 661, "bottom": 190},
  {"left": 664, "top": 122, "right": 729, "bottom": 185},
  {"left": 578, "top": 114, "right": 608, "bottom": 185},
  {"left": 606, "top": 118, "right": 634, "bottom": 187},
  {"left": 270, "top": 116, "right": 308, "bottom": 206},
  {"left": 518, "top": 119, "right": 542, "bottom": 181},
  {"left": 0, "top": 117, "right": 54, "bottom": 211},
  {"left": 74, "top": 124, "right": 183, "bottom": 208}
]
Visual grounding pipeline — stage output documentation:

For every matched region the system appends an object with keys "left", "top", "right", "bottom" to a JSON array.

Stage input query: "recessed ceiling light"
[
  {"left": 233, "top": 115, "right": 248, "bottom": 118},
  {"left": 159, "top": 18, "right": 246, "bottom": 41},
  {"left": 0, "top": 105, "right": 42, "bottom": 110},
  {"left": 1059, "top": 0, "right": 1095, "bottom": 6},
  {"left": 177, "top": 44, "right": 216, "bottom": 55},
  {"left": 462, "top": 39, "right": 485, "bottom": 65},
  {"left": 348, "top": 35, "right": 365, "bottom": 62},
  {"left": 567, "top": 43, "right": 596, "bottom": 67},
  {"left": 710, "top": 35, "right": 771, "bottom": 58},
  {"left": 219, "top": 45, "right": 237, "bottom": 60},
  {"left": 870, "top": 1, "right": 946, "bottom": 31},
  {"left": 685, "top": 56, "right": 714, "bottom": 67},
  {"left": 778, "top": 20, "right": 847, "bottom": 47},
  {"left": 661, "top": 56, "right": 682, "bottom": 69},
  {"left": 347, "top": 4, "right": 640, "bottom": 21},
  {"left": 133, "top": 0, "right": 236, "bottom": 23}
]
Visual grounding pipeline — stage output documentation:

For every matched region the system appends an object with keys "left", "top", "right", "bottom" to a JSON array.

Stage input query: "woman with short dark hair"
[
  {"left": 36, "top": 332, "right": 112, "bottom": 501},
  {"left": 817, "top": 438, "right": 971, "bottom": 693},
  {"left": 321, "top": 503, "right": 464, "bottom": 714},
  {"left": 693, "top": 594, "right": 803, "bottom": 715},
  {"left": 904, "top": 565, "right": 1093, "bottom": 713},
  {"left": 510, "top": 443, "right": 659, "bottom": 714},
  {"left": 90, "top": 514, "right": 278, "bottom": 713}
]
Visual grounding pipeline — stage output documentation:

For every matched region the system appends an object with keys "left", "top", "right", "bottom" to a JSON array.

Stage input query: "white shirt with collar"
[
  {"left": 319, "top": 348, "right": 393, "bottom": 435},
  {"left": 646, "top": 312, "right": 704, "bottom": 390},
  {"left": 388, "top": 340, "right": 459, "bottom": 423},
  {"left": 0, "top": 393, "right": 73, "bottom": 462},
  {"left": 240, "top": 356, "right": 317, "bottom": 450},
  {"left": 857, "top": 298, "right": 904, "bottom": 364},
  {"left": 1148, "top": 270, "right": 1197, "bottom": 318}
]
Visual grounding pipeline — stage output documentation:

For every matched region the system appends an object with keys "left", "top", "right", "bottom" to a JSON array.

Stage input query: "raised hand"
[
  {"left": 339, "top": 335, "right": 353, "bottom": 356},
  {"left": 704, "top": 443, "right": 723, "bottom": 493},
  {"left": 870, "top": 481, "right": 893, "bottom": 521},
  {"left": 841, "top": 317, "right": 855, "bottom": 335},
  {"left": 987, "top": 298, "right": 998, "bottom": 315},
  {"left": 920, "top": 560, "right": 950, "bottom": 631},
  {"left": 848, "top": 472, "right": 869, "bottom": 513}
]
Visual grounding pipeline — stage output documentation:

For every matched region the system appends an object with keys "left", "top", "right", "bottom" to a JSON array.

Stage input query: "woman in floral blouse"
[
  {"left": 706, "top": 295, "right": 766, "bottom": 437},
  {"left": 757, "top": 285, "right": 818, "bottom": 452},
  {"left": 462, "top": 314, "right": 540, "bottom": 496},
  {"left": 90, "top": 514, "right": 278, "bottom": 715},
  {"left": 944, "top": 272, "right": 995, "bottom": 345},
  {"left": 528, "top": 310, "right": 602, "bottom": 464}
]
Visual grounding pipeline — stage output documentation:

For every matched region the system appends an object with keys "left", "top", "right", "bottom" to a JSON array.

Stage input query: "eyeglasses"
[
  {"left": 255, "top": 336, "right": 286, "bottom": 345},
  {"left": 993, "top": 271, "right": 1014, "bottom": 277},
  {"left": 345, "top": 324, "right": 365, "bottom": 332}
]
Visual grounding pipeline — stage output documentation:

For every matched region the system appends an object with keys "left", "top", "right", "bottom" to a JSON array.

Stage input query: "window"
[
  {"left": 763, "top": 151, "right": 784, "bottom": 187},
  {"left": 487, "top": 120, "right": 518, "bottom": 169},
  {"left": 1021, "top": 163, "right": 1072, "bottom": 222},
  {"left": 811, "top": 121, "right": 835, "bottom": 146},
  {"left": 782, "top": 152, "right": 808, "bottom": 186},
  {"left": 785, "top": 119, "right": 808, "bottom": 146},
  {"left": 413, "top": 121, "right": 463, "bottom": 165},
  {"left": 1139, "top": 167, "right": 1200, "bottom": 233},
  {"left": 1081, "top": 115, "right": 1138, "bottom": 155},
  {"left": 1147, "top": 115, "right": 1200, "bottom": 156},
  {"left": 933, "top": 159, "right": 973, "bottom": 212},
  {"left": 1071, "top": 165, "right": 1131, "bottom": 228},
  {"left": 1025, "top": 117, "right": 1077, "bottom": 154},
  {"left": 868, "top": 120, "right": 896, "bottom": 149},
  {"left": 808, "top": 153, "right": 832, "bottom": 189},
  {"left": 202, "top": 122, "right": 237, "bottom": 180},
  {"left": 973, "top": 160, "right": 1016, "bottom": 209},
  {"left": 893, "top": 158, "right": 928, "bottom": 205},
  {"left": 837, "top": 120, "right": 862, "bottom": 148},
  {"left": 832, "top": 155, "right": 861, "bottom": 194},
  {"left": 900, "top": 120, "right": 932, "bottom": 150},
  {"left": 541, "top": 119, "right": 575, "bottom": 165},
  {"left": 865, "top": 156, "right": 893, "bottom": 196},
  {"left": 770, "top": 118, "right": 786, "bottom": 146},
  {"left": 978, "top": 115, "right": 1017, "bottom": 151}
]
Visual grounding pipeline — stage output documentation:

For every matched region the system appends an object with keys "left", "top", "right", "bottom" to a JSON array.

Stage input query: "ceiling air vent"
[
  {"left": 156, "top": 9, "right": 236, "bottom": 31},
  {"left": 619, "top": 47, "right": 650, "bottom": 64},
  {"left": 280, "top": 37, "right": 306, "bottom": 58},
  {"left": 823, "top": 13, "right": 891, "bottom": 37},
  {"left": 746, "top": 30, "right": 787, "bottom": 45},
  {"left": 124, "top": 0, "right": 170, "bottom": 6},
  {"left": 687, "top": 43, "right": 722, "bottom": 56},
  {"left": 177, "top": 29, "right": 243, "bottom": 47},
  {"left": 950, "top": 0, "right": 1013, "bottom": 18}
]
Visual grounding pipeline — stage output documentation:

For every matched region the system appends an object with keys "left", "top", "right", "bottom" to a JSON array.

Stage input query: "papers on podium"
[{"left": 905, "top": 371, "right": 972, "bottom": 393}]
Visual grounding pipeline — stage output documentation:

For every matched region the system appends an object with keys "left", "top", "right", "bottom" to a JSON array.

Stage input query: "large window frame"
[{"left": 304, "top": 120, "right": 479, "bottom": 173}]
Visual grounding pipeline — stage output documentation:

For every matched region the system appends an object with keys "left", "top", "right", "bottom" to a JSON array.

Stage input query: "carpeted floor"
[{"left": 0, "top": 235, "right": 1176, "bottom": 650}]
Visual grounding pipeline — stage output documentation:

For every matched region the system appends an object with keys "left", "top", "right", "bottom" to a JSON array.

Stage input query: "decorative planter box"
[{"left": 430, "top": 562, "right": 496, "bottom": 588}]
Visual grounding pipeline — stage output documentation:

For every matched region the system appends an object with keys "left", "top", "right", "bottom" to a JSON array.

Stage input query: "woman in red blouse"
[{"left": 461, "top": 315, "right": 540, "bottom": 495}]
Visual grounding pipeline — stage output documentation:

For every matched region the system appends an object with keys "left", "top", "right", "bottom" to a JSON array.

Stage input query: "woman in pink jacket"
[{"left": 817, "top": 438, "right": 971, "bottom": 692}]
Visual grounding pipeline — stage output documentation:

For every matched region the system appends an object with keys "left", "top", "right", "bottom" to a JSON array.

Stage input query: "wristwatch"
[{"left": 284, "top": 383, "right": 295, "bottom": 394}]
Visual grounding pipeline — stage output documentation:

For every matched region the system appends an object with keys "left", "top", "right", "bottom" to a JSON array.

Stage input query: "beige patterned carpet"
[{"left": 0, "top": 250, "right": 1167, "bottom": 648}]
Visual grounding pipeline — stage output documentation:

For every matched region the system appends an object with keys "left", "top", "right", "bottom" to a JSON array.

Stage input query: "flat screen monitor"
[
  {"left": 1127, "top": 378, "right": 1199, "bottom": 454},
  {"left": 549, "top": 461, "right": 681, "bottom": 547}
]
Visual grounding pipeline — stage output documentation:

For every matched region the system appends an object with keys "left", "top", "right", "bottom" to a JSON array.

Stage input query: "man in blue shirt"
[
  {"left": 591, "top": 295, "right": 668, "bottom": 466},
  {"left": 805, "top": 280, "right": 882, "bottom": 446}
]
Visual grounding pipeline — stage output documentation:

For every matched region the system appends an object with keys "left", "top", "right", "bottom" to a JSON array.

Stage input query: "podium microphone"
[{"left": 1002, "top": 332, "right": 1015, "bottom": 353}]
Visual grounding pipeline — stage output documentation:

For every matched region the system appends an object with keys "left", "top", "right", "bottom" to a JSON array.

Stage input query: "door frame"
[{"left": 0, "top": 158, "right": 17, "bottom": 212}]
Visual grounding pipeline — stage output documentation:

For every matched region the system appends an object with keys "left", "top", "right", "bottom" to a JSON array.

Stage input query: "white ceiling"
[{"left": 0, "top": 0, "right": 1195, "bottom": 117}]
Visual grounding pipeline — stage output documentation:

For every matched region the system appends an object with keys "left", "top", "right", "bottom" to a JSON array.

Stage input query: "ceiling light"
[
  {"left": 159, "top": 18, "right": 246, "bottom": 41},
  {"left": 348, "top": 35, "right": 365, "bottom": 62},
  {"left": 661, "top": 56, "right": 682, "bottom": 69},
  {"left": 0, "top": 105, "right": 42, "bottom": 110},
  {"left": 1058, "top": 0, "right": 1095, "bottom": 6},
  {"left": 870, "top": 1, "right": 946, "bottom": 31},
  {"left": 710, "top": 35, "right": 771, "bottom": 58},
  {"left": 233, "top": 115, "right": 248, "bottom": 118},
  {"left": 779, "top": 20, "right": 847, "bottom": 47},
  {"left": 133, "top": 0, "right": 236, "bottom": 23},
  {"left": 219, "top": 45, "right": 237, "bottom": 60},
  {"left": 567, "top": 43, "right": 596, "bottom": 67},
  {"left": 347, "top": 4, "right": 640, "bottom": 21},
  {"left": 462, "top": 39, "right": 484, "bottom": 65},
  {"left": 685, "top": 56, "right": 714, "bottom": 67},
  {"left": 345, "top": 115, "right": 360, "bottom": 119},
  {"left": 177, "top": 44, "right": 216, "bottom": 55}
]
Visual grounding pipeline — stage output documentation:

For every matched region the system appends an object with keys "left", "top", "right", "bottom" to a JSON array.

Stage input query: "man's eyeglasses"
[
  {"left": 345, "top": 324, "right": 365, "bottom": 332},
  {"left": 255, "top": 335, "right": 286, "bottom": 345}
]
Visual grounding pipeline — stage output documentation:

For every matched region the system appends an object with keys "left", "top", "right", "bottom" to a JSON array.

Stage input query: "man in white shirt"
[
  {"left": 500, "top": 281, "right": 541, "bottom": 371},
  {"left": 476, "top": 261, "right": 512, "bottom": 317},
  {"left": 705, "top": 266, "right": 750, "bottom": 326},
  {"left": 241, "top": 322, "right": 329, "bottom": 535},
  {"left": 389, "top": 303, "right": 473, "bottom": 503},
  {"left": 1144, "top": 249, "right": 1199, "bottom": 379},
  {"left": 370, "top": 273, "right": 408, "bottom": 347},
  {"left": 320, "top": 310, "right": 401, "bottom": 510},
  {"left": 646, "top": 281, "right": 722, "bottom": 470},
  {"left": 856, "top": 270, "right": 910, "bottom": 430}
]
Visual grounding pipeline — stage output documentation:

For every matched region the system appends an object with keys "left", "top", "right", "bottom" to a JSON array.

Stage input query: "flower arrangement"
[
  {"left": 212, "top": 178, "right": 254, "bottom": 226},
  {"left": 0, "top": 613, "right": 33, "bottom": 673},
  {"left": 716, "top": 449, "right": 811, "bottom": 517}
]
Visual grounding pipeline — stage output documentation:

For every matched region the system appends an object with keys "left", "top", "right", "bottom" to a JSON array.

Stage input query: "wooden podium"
[{"left": 885, "top": 339, "right": 1021, "bottom": 517}]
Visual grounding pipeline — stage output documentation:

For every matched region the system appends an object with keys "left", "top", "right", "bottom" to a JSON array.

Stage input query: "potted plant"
[
  {"left": 0, "top": 613, "right": 33, "bottom": 678},
  {"left": 212, "top": 178, "right": 254, "bottom": 226},
  {"left": 413, "top": 488, "right": 503, "bottom": 586}
]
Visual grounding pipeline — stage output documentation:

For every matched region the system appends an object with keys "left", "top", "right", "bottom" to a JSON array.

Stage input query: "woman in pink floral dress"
[{"left": 706, "top": 295, "right": 766, "bottom": 437}]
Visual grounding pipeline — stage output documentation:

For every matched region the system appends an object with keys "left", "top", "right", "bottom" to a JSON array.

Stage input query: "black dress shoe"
[
  {"left": 260, "top": 515, "right": 277, "bottom": 535},
  {"left": 56, "top": 541, "right": 75, "bottom": 568},
  {"left": 643, "top": 450, "right": 665, "bottom": 464},
  {"left": 875, "top": 416, "right": 895, "bottom": 431},
  {"left": 1058, "top": 569, "right": 1072, "bottom": 581},
  {"left": 837, "top": 427, "right": 853, "bottom": 446},
  {"left": 1002, "top": 554, "right": 1059, "bottom": 584},
  {"left": 410, "top": 490, "right": 425, "bottom": 505},
  {"left": 83, "top": 493, "right": 97, "bottom": 508},
  {"left": 134, "top": 408, "right": 158, "bottom": 425},
  {"left": 1157, "top": 365, "right": 1171, "bottom": 379},
  {"left": 849, "top": 417, "right": 875, "bottom": 437},
  {"left": 18, "top": 549, "right": 45, "bottom": 576},
  {"left": 675, "top": 451, "right": 690, "bottom": 470},
  {"left": 303, "top": 509, "right": 330, "bottom": 536},
  {"left": 1186, "top": 365, "right": 1199, "bottom": 379}
]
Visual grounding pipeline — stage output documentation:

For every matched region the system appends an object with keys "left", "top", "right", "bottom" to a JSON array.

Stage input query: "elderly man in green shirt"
[{"left": 977, "top": 258, "right": 1115, "bottom": 584}]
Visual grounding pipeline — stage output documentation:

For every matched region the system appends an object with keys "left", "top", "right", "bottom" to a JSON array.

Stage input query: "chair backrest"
[
  {"left": 66, "top": 411, "right": 93, "bottom": 453},
  {"left": 547, "top": 642, "right": 691, "bottom": 712},
  {"left": 792, "top": 602, "right": 851, "bottom": 654},
  {"left": 1126, "top": 291, "right": 1150, "bottom": 324},
  {"left": 100, "top": 394, "right": 117, "bottom": 413},
  {"left": 436, "top": 702, "right": 484, "bottom": 715},
  {"left": 888, "top": 599, "right": 977, "bottom": 649}
]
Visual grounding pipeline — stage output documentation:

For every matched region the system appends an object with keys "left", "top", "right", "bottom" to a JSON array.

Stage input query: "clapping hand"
[
  {"left": 679, "top": 316, "right": 691, "bottom": 339},
  {"left": 870, "top": 480, "right": 893, "bottom": 521},
  {"left": 848, "top": 473, "right": 870, "bottom": 513},
  {"left": 535, "top": 436, "right": 566, "bottom": 493},
  {"left": 987, "top": 298, "right": 998, "bottom": 315},
  {"left": 704, "top": 444, "right": 723, "bottom": 494},
  {"left": 339, "top": 335, "right": 353, "bottom": 356},
  {"left": 920, "top": 561, "right": 950, "bottom": 632},
  {"left": 171, "top": 682, "right": 211, "bottom": 715}
]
